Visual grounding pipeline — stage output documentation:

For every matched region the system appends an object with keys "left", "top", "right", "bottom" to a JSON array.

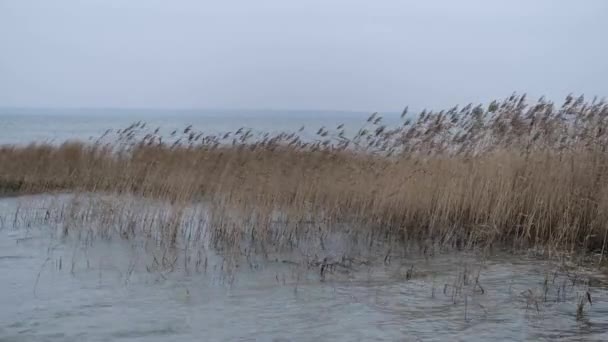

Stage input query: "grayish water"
[
  {"left": 1, "top": 195, "right": 608, "bottom": 341},
  {"left": 0, "top": 108, "right": 401, "bottom": 146},
  {"left": 1, "top": 110, "right": 608, "bottom": 341}
]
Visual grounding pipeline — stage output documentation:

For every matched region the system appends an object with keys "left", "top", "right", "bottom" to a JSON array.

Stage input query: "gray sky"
[{"left": 1, "top": 0, "right": 607, "bottom": 112}]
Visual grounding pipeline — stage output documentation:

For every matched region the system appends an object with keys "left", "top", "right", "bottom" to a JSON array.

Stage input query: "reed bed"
[{"left": 2, "top": 94, "right": 608, "bottom": 255}]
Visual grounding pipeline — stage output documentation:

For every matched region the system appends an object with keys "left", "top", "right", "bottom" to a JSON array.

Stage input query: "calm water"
[
  {"left": 0, "top": 108, "right": 401, "bottom": 145},
  {"left": 1, "top": 195, "right": 608, "bottom": 341}
]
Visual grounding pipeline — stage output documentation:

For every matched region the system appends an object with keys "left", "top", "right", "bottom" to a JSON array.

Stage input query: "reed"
[{"left": 2, "top": 94, "right": 608, "bottom": 254}]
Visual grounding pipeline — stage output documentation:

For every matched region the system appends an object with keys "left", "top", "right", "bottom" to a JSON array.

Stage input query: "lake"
[
  {"left": 0, "top": 108, "right": 403, "bottom": 146},
  {"left": 2, "top": 109, "right": 608, "bottom": 341},
  {"left": 1, "top": 194, "right": 607, "bottom": 341}
]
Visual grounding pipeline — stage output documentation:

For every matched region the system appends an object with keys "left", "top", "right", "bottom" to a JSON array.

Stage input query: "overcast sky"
[{"left": 0, "top": 0, "right": 607, "bottom": 112}]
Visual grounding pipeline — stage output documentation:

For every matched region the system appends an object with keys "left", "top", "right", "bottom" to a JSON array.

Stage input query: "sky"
[{"left": 0, "top": 0, "right": 607, "bottom": 112}]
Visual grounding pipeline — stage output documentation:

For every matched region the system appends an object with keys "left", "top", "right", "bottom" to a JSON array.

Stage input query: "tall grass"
[{"left": 2, "top": 94, "right": 608, "bottom": 254}]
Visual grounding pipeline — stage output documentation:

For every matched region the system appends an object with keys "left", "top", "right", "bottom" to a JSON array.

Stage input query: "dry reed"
[{"left": 2, "top": 94, "right": 608, "bottom": 255}]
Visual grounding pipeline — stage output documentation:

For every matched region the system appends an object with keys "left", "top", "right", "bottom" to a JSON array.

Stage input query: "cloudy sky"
[{"left": 0, "top": 0, "right": 606, "bottom": 111}]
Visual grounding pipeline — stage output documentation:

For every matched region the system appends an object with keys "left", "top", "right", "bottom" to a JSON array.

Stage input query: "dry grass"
[{"left": 2, "top": 94, "right": 608, "bottom": 254}]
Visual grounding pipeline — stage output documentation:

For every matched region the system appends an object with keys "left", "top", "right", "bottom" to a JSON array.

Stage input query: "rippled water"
[{"left": 1, "top": 195, "right": 608, "bottom": 341}]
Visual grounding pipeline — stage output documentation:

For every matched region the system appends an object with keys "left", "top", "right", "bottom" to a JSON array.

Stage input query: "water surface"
[
  {"left": 0, "top": 108, "right": 401, "bottom": 146},
  {"left": 1, "top": 195, "right": 607, "bottom": 341}
]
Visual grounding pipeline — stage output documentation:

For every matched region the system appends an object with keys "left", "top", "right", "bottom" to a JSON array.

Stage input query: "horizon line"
[{"left": 0, "top": 105, "right": 400, "bottom": 115}]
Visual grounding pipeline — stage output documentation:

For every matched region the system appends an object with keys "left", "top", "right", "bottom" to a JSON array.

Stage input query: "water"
[
  {"left": 2, "top": 110, "right": 608, "bottom": 341},
  {"left": 1, "top": 195, "right": 608, "bottom": 341},
  {"left": 0, "top": 108, "right": 401, "bottom": 146}
]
